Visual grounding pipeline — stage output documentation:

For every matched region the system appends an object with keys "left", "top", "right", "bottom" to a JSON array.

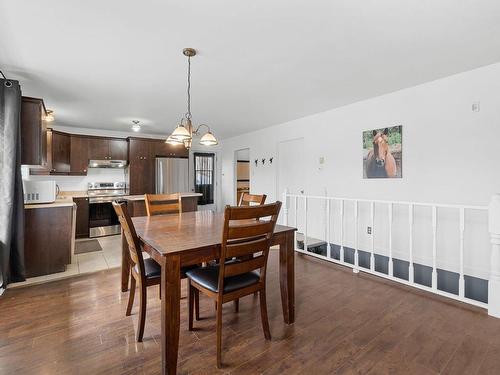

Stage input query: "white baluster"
[
  {"left": 354, "top": 200, "right": 359, "bottom": 273},
  {"left": 370, "top": 201, "right": 375, "bottom": 271},
  {"left": 459, "top": 207, "right": 465, "bottom": 299},
  {"left": 304, "top": 196, "right": 308, "bottom": 252},
  {"left": 488, "top": 194, "right": 500, "bottom": 318},
  {"left": 326, "top": 198, "right": 331, "bottom": 259},
  {"left": 282, "top": 188, "right": 289, "bottom": 226},
  {"left": 432, "top": 206, "right": 438, "bottom": 290},
  {"left": 388, "top": 203, "right": 393, "bottom": 277},
  {"left": 409, "top": 204, "right": 414, "bottom": 284},
  {"left": 340, "top": 200, "right": 344, "bottom": 263}
]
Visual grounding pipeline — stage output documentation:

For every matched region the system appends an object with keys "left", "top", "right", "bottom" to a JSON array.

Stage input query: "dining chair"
[
  {"left": 186, "top": 201, "right": 282, "bottom": 368},
  {"left": 144, "top": 193, "right": 182, "bottom": 216},
  {"left": 113, "top": 201, "right": 198, "bottom": 342},
  {"left": 238, "top": 192, "right": 267, "bottom": 206}
]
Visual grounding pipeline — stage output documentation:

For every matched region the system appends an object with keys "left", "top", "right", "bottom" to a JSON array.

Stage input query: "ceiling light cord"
[{"left": 185, "top": 55, "right": 192, "bottom": 120}]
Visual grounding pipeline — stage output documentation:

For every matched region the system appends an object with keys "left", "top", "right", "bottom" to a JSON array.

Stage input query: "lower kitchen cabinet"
[
  {"left": 73, "top": 197, "right": 89, "bottom": 238},
  {"left": 24, "top": 206, "right": 73, "bottom": 278}
]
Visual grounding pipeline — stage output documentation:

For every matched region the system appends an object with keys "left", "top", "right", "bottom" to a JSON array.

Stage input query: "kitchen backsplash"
[{"left": 21, "top": 166, "right": 126, "bottom": 192}]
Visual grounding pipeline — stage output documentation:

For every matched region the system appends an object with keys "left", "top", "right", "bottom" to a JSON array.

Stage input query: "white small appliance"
[{"left": 23, "top": 180, "right": 57, "bottom": 204}]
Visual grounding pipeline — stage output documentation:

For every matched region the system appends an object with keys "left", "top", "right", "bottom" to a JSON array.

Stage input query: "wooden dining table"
[{"left": 120, "top": 210, "right": 297, "bottom": 375}]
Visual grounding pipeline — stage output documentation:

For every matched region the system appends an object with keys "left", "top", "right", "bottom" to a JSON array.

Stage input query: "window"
[{"left": 194, "top": 153, "right": 215, "bottom": 205}]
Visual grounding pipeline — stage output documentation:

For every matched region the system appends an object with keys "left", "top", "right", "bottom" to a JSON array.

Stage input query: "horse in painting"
[{"left": 365, "top": 128, "right": 397, "bottom": 178}]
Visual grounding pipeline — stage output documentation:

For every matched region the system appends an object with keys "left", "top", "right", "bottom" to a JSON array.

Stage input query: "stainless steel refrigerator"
[{"left": 155, "top": 157, "right": 189, "bottom": 194}]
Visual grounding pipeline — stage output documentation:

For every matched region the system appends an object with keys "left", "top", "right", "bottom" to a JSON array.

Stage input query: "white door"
[{"left": 277, "top": 138, "right": 305, "bottom": 224}]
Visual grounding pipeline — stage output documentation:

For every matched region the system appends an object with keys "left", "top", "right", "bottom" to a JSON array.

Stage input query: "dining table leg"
[
  {"left": 161, "top": 255, "right": 181, "bottom": 375},
  {"left": 121, "top": 229, "right": 130, "bottom": 292},
  {"left": 279, "top": 230, "right": 295, "bottom": 324}
]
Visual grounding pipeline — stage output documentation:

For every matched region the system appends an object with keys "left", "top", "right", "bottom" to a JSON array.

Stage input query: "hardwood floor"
[{"left": 1, "top": 251, "right": 500, "bottom": 374}]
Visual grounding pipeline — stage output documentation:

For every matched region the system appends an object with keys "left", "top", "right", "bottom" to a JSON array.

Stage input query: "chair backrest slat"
[
  {"left": 225, "top": 237, "right": 269, "bottom": 258},
  {"left": 113, "top": 202, "right": 146, "bottom": 280},
  {"left": 145, "top": 193, "right": 182, "bottom": 216},
  {"left": 238, "top": 193, "right": 266, "bottom": 206},
  {"left": 227, "top": 221, "right": 274, "bottom": 240},
  {"left": 218, "top": 202, "right": 282, "bottom": 290},
  {"left": 224, "top": 255, "right": 266, "bottom": 277}
]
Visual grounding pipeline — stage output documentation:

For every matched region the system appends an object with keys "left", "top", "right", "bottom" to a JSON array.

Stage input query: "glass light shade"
[
  {"left": 166, "top": 135, "right": 183, "bottom": 145},
  {"left": 199, "top": 131, "right": 218, "bottom": 146},
  {"left": 45, "top": 110, "right": 55, "bottom": 122},
  {"left": 171, "top": 124, "right": 191, "bottom": 140},
  {"left": 132, "top": 124, "right": 141, "bottom": 132}
]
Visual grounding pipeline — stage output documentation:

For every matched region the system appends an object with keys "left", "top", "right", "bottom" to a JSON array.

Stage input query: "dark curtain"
[
  {"left": 194, "top": 153, "right": 214, "bottom": 205},
  {"left": 0, "top": 78, "right": 25, "bottom": 291}
]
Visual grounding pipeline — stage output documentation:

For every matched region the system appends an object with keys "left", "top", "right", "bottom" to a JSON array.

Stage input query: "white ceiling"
[{"left": 1, "top": 0, "right": 500, "bottom": 139}]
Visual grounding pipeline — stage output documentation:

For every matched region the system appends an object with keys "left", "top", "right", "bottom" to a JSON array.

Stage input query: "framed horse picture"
[{"left": 363, "top": 125, "right": 402, "bottom": 178}]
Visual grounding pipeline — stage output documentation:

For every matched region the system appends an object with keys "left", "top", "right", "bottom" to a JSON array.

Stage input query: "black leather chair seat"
[
  {"left": 135, "top": 258, "right": 198, "bottom": 279},
  {"left": 186, "top": 265, "right": 260, "bottom": 293}
]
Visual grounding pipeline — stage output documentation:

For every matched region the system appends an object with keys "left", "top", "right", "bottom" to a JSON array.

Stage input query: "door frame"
[
  {"left": 189, "top": 150, "right": 219, "bottom": 211},
  {"left": 233, "top": 147, "right": 250, "bottom": 205}
]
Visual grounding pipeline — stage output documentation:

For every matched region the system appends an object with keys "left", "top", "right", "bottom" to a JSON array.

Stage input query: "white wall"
[{"left": 220, "top": 62, "right": 500, "bottom": 279}]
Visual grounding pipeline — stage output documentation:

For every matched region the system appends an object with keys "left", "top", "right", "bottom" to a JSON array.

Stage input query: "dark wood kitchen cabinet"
[
  {"left": 109, "top": 139, "right": 128, "bottom": 159},
  {"left": 73, "top": 197, "right": 89, "bottom": 238},
  {"left": 70, "top": 135, "right": 89, "bottom": 174},
  {"left": 50, "top": 130, "right": 71, "bottom": 174},
  {"left": 128, "top": 138, "right": 154, "bottom": 195},
  {"left": 154, "top": 139, "right": 188, "bottom": 158},
  {"left": 88, "top": 137, "right": 109, "bottom": 160},
  {"left": 88, "top": 137, "right": 128, "bottom": 160},
  {"left": 24, "top": 206, "right": 73, "bottom": 277},
  {"left": 20, "top": 96, "right": 48, "bottom": 167}
]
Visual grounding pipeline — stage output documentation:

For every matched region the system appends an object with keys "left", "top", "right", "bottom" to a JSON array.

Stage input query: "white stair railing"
[{"left": 282, "top": 190, "right": 498, "bottom": 317}]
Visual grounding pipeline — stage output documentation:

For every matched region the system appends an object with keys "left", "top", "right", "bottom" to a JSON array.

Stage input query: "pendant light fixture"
[{"left": 166, "top": 48, "right": 218, "bottom": 149}]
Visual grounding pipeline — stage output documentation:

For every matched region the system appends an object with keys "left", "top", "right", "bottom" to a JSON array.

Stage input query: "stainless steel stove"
[{"left": 87, "top": 182, "right": 128, "bottom": 238}]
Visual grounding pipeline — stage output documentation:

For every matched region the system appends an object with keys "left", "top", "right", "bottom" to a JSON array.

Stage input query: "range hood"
[{"left": 88, "top": 160, "right": 128, "bottom": 168}]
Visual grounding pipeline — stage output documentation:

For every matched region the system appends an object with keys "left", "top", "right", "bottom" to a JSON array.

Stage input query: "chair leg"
[
  {"left": 126, "top": 276, "right": 136, "bottom": 316},
  {"left": 194, "top": 289, "right": 200, "bottom": 321},
  {"left": 233, "top": 299, "right": 239, "bottom": 313},
  {"left": 216, "top": 300, "right": 223, "bottom": 368},
  {"left": 137, "top": 282, "right": 147, "bottom": 342},
  {"left": 259, "top": 289, "right": 271, "bottom": 340},
  {"left": 188, "top": 280, "right": 194, "bottom": 331}
]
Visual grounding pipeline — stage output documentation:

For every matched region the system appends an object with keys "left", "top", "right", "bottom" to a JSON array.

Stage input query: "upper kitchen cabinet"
[
  {"left": 154, "top": 139, "right": 188, "bottom": 158},
  {"left": 87, "top": 137, "right": 109, "bottom": 160},
  {"left": 49, "top": 130, "right": 71, "bottom": 174},
  {"left": 109, "top": 139, "right": 128, "bottom": 160},
  {"left": 20, "top": 97, "right": 48, "bottom": 167},
  {"left": 70, "top": 135, "right": 89, "bottom": 174},
  {"left": 88, "top": 137, "right": 128, "bottom": 160}
]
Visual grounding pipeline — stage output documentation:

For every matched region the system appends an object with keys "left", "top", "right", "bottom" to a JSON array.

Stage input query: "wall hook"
[
  {"left": 262, "top": 158, "right": 266, "bottom": 165},
  {"left": 269, "top": 157, "right": 273, "bottom": 164},
  {"left": 254, "top": 159, "right": 258, "bottom": 167}
]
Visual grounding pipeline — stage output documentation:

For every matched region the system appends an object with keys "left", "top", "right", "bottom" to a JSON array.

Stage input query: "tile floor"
[{"left": 9, "top": 235, "right": 125, "bottom": 289}]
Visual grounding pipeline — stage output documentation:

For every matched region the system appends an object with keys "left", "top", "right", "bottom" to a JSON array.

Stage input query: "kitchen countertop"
[
  {"left": 24, "top": 196, "right": 76, "bottom": 209},
  {"left": 24, "top": 191, "right": 202, "bottom": 208}
]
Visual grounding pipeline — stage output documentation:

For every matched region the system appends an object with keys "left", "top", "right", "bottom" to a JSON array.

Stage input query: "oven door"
[{"left": 88, "top": 199, "right": 124, "bottom": 238}]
